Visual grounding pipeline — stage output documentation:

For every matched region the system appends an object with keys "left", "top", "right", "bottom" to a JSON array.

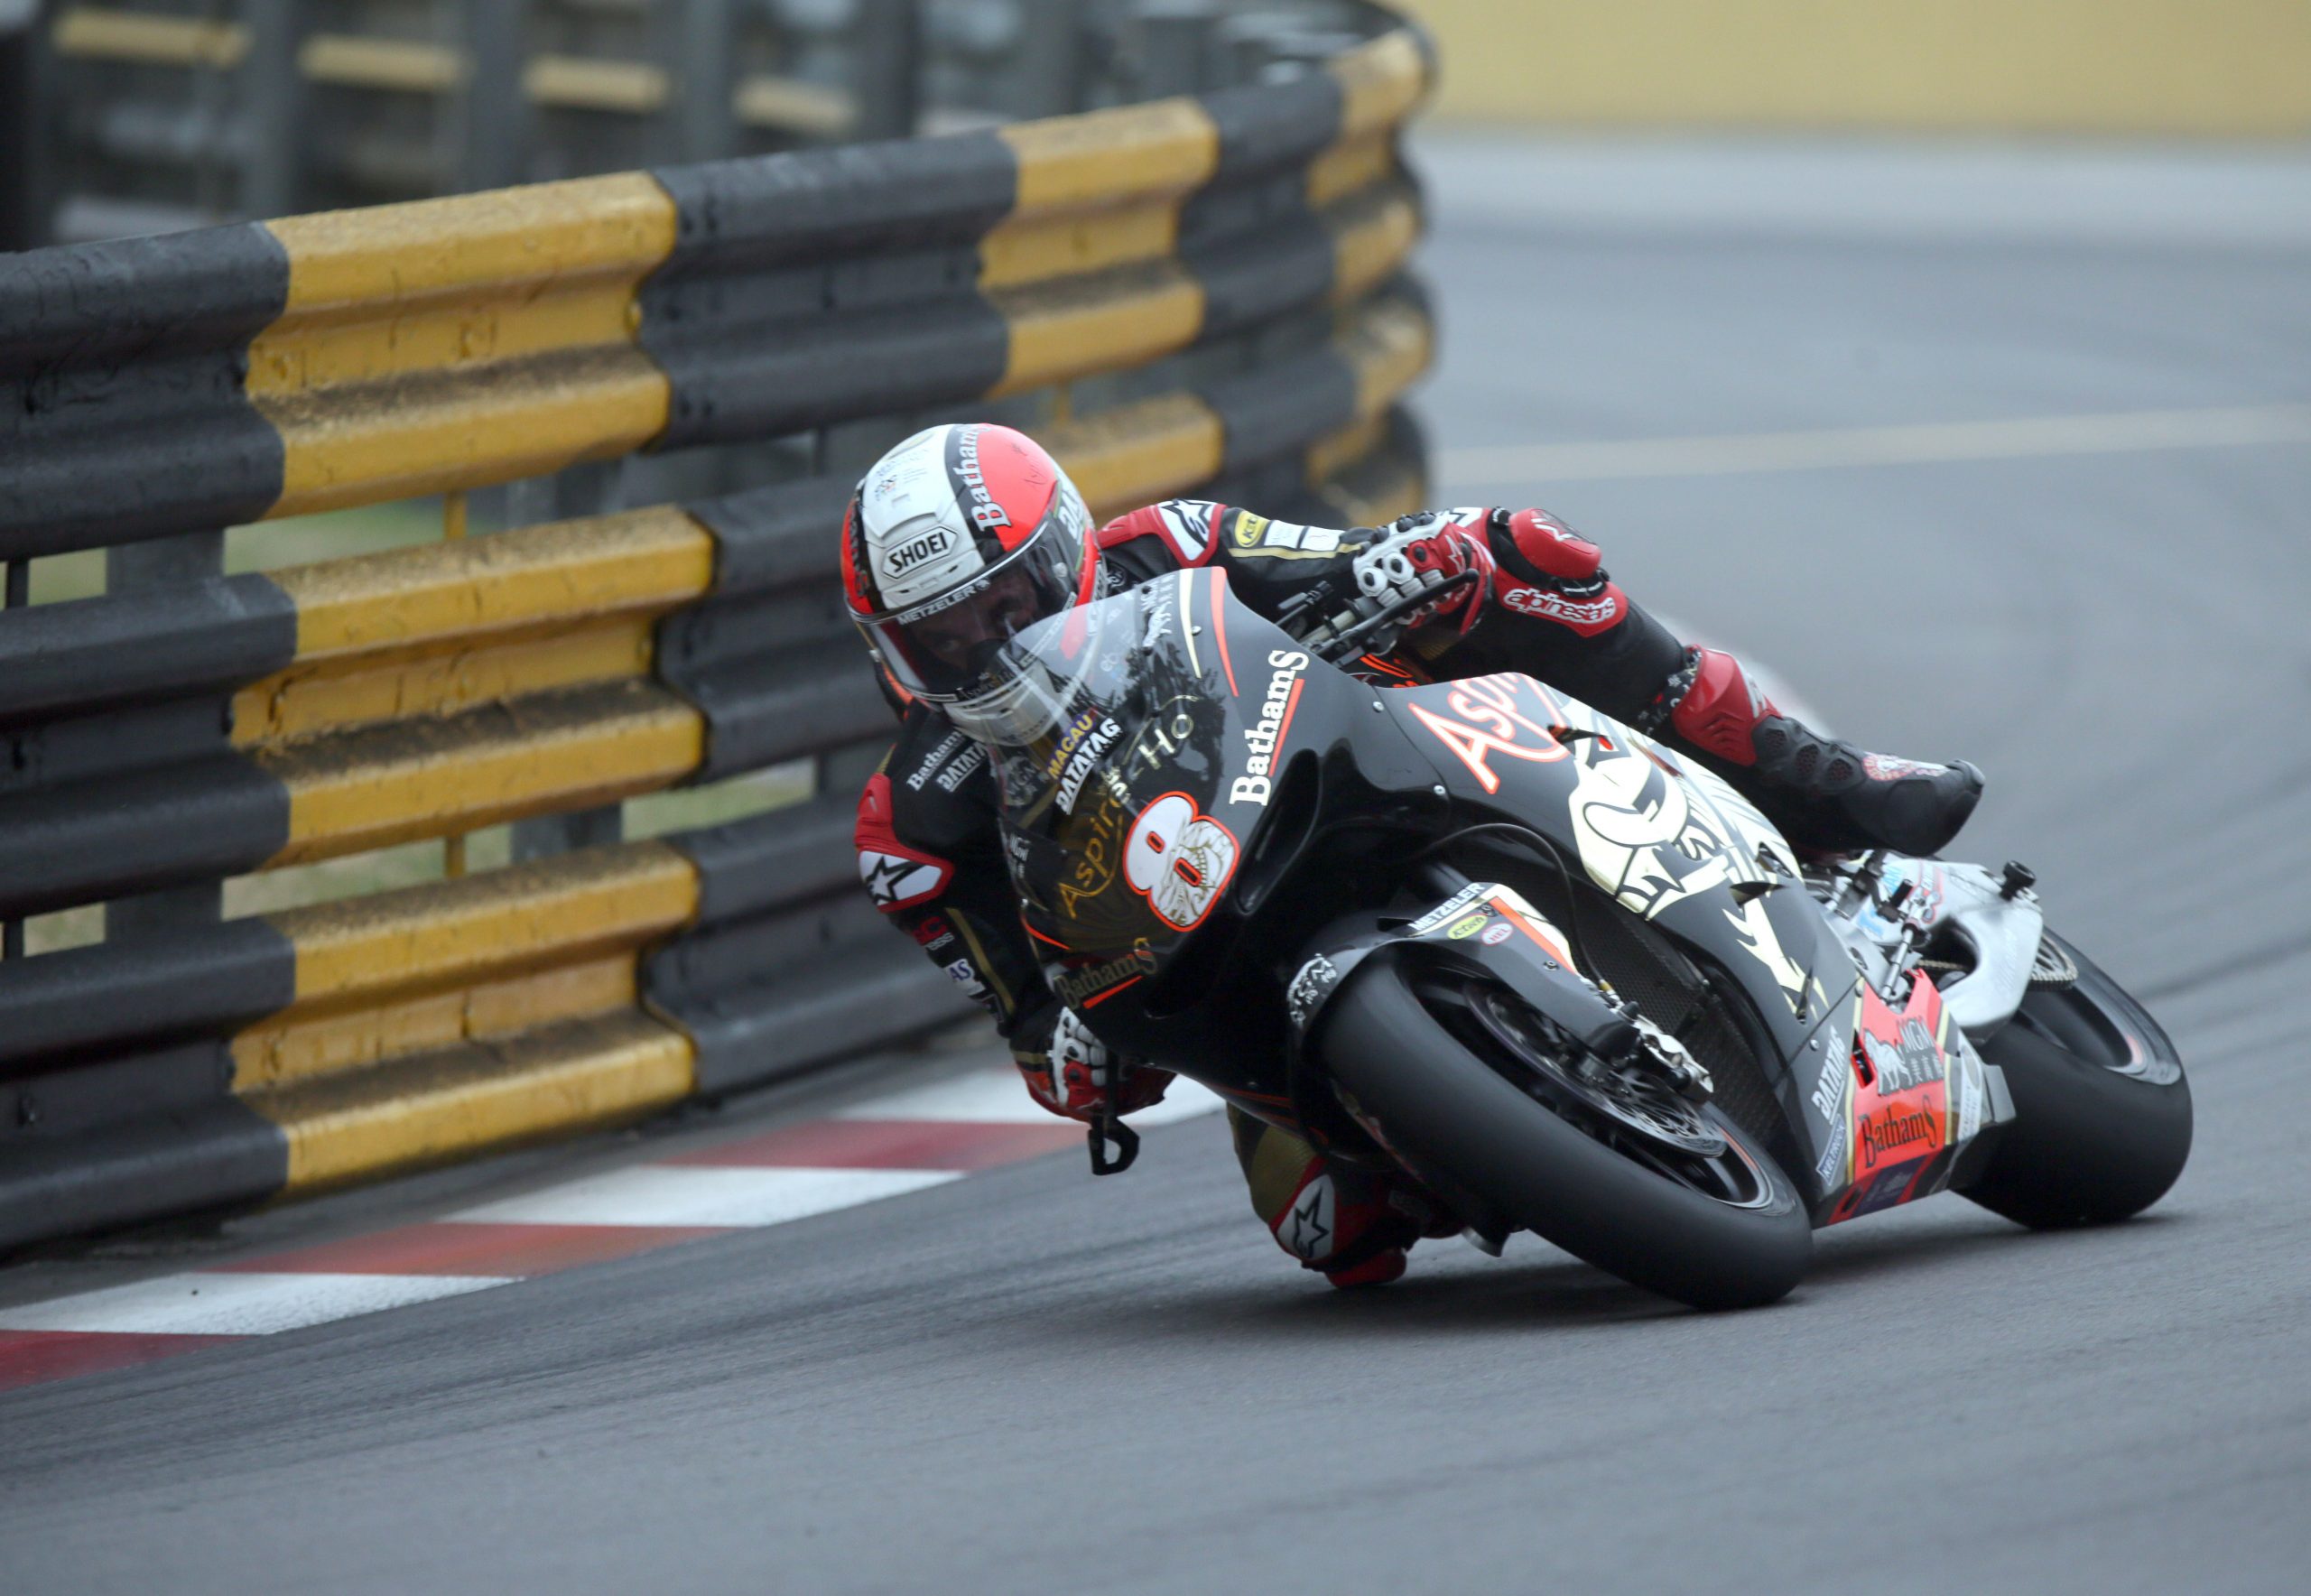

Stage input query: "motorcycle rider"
[{"left": 848, "top": 422, "right": 1982, "bottom": 1285}]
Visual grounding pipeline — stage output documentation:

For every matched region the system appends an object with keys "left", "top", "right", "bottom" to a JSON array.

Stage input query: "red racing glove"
[
  {"left": 1015, "top": 1007, "right": 1174, "bottom": 1123},
  {"left": 1350, "top": 508, "right": 1498, "bottom": 636}
]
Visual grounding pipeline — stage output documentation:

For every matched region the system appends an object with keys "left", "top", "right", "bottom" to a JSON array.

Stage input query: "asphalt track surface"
[{"left": 6, "top": 137, "right": 2310, "bottom": 1594}]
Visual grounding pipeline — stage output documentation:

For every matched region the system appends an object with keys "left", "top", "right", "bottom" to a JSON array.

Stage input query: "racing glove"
[
  {"left": 1350, "top": 508, "right": 1497, "bottom": 637},
  {"left": 1014, "top": 1006, "right": 1174, "bottom": 1123}
]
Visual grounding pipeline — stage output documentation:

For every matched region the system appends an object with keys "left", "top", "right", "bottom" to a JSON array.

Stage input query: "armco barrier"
[{"left": 0, "top": 10, "right": 1433, "bottom": 1252}]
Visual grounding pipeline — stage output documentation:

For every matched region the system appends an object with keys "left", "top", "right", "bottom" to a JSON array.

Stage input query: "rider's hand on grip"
[
  {"left": 1016, "top": 1007, "right": 1173, "bottom": 1123},
  {"left": 1350, "top": 510, "right": 1495, "bottom": 636}
]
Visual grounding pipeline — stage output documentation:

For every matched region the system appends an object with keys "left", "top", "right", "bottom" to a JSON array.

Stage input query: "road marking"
[
  {"left": 840, "top": 1070, "right": 1222, "bottom": 1127},
  {"left": 0, "top": 1066, "right": 1228, "bottom": 1396},
  {"left": 451, "top": 1165, "right": 960, "bottom": 1229},
  {"left": 0, "top": 1272, "right": 507, "bottom": 1338},
  {"left": 1438, "top": 404, "right": 2311, "bottom": 488}
]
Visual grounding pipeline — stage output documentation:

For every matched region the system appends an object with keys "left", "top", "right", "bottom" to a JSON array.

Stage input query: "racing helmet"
[{"left": 841, "top": 422, "right": 1098, "bottom": 744}]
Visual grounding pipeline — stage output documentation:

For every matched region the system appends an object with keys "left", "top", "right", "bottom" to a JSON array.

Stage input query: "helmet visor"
[{"left": 857, "top": 486, "right": 1092, "bottom": 740}]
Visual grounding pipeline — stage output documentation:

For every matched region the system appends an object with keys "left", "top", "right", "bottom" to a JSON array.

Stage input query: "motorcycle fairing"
[
  {"left": 1007, "top": 570, "right": 1438, "bottom": 1068},
  {"left": 1836, "top": 857, "right": 2047, "bottom": 1038},
  {"left": 1818, "top": 970, "right": 2010, "bottom": 1223},
  {"left": 997, "top": 576, "right": 2005, "bottom": 1222}
]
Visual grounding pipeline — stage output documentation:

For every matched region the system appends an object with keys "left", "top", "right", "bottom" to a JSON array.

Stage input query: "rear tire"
[
  {"left": 1316, "top": 954, "right": 1812, "bottom": 1311},
  {"left": 1962, "top": 932, "right": 2192, "bottom": 1229}
]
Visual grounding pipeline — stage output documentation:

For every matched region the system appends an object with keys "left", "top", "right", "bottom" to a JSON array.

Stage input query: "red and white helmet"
[{"left": 842, "top": 422, "right": 1095, "bottom": 742}]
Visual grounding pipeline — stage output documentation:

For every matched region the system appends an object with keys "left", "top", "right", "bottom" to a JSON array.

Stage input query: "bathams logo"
[
  {"left": 1857, "top": 1101, "right": 1939, "bottom": 1169},
  {"left": 1052, "top": 939, "right": 1157, "bottom": 1007},
  {"left": 954, "top": 426, "right": 1010, "bottom": 531},
  {"left": 1230, "top": 649, "right": 1310, "bottom": 807}
]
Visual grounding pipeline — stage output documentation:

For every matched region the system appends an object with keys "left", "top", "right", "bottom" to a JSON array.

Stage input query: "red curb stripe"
[
  {"left": 0, "top": 1330, "right": 242, "bottom": 1393},
  {"left": 210, "top": 1222, "right": 729, "bottom": 1279},
  {"left": 664, "top": 1118, "right": 1082, "bottom": 1172}
]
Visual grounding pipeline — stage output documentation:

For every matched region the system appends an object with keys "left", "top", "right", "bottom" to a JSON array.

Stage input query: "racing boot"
[
  {"left": 1660, "top": 647, "right": 1983, "bottom": 857},
  {"left": 1232, "top": 1109, "right": 1459, "bottom": 1288}
]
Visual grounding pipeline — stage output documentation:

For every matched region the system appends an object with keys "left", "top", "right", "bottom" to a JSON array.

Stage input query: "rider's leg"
[
  {"left": 1472, "top": 509, "right": 1982, "bottom": 857},
  {"left": 1228, "top": 1108, "right": 1452, "bottom": 1288},
  {"left": 1647, "top": 645, "right": 1983, "bottom": 858}
]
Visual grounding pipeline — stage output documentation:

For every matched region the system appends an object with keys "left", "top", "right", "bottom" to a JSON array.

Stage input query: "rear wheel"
[
  {"left": 1316, "top": 954, "right": 1812, "bottom": 1311},
  {"left": 1961, "top": 932, "right": 2192, "bottom": 1228}
]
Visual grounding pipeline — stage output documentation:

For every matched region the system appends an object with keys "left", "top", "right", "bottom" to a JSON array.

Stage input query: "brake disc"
[{"left": 1469, "top": 987, "right": 1727, "bottom": 1157}]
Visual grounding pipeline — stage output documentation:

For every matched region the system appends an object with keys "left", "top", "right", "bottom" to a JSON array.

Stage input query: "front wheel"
[
  {"left": 1961, "top": 931, "right": 2192, "bottom": 1228},
  {"left": 1315, "top": 955, "right": 1812, "bottom": 1311}
]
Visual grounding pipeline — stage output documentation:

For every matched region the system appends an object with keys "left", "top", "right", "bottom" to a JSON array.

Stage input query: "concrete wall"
[{"left": 1395, "top": 1, "right": 2311, "bottom": 136}]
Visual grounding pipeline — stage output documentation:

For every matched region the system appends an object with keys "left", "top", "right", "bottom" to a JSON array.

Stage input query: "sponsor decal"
[
  {"left": 1446, "top": 913, "right": 1489, "bottom": 940},
  {"left": 1857, "top": 1101, "right": 1940, "bottom": 1169},
  {"left": 886, "top": 526, "right": 954, "bottom": 575},
  {"left": 1850, "top": 1155, "right": 1931, "bottom": 1217},
  {"left": 1230, "top": 649, "right": 1310, "bottom": 806},
  {"left": 906, "top": 728, "right": 987, "bottom": 793},
  {"left": 1561, "top": 714, "right": 1793, "bottom": 927},
  {"left": 954, "top": 425, "right": 1011, "bottom": 532},
  {"left": 1285, "top": 953, "right": 1342, "bottom": 1029},
  {"left": 1860, "top": 1016, "right": 1946, "bottom": 1097},
  {"left": 1122, "top": 698, "right": 1199, "bottom": 784},
  {"left": 1282, "top": 1174, "right": 1336, "bottom": 1261},
  {"left": 1809, "top": 1039, "right": 1852, "bottom": 1184},
  {"left": 1042, "top": 712, "right": 1125, "bottom": 814},
  {"left": 1055, "top": 719, "right": 1124, "bottom": 813},
  {"left": 1058, "top": 782, "right": 1131, "bottom": 914},
  {"left": 1499, "top": 583, "right": 1620, "bottom": 627},
  {"left": 941, "top": 956, "right": 988, "bottom": 1001},
  {"left": 1410, "top": 882, "right": 1491, "bottom": 934},
  {"left": 1480, "top": 920, "right": 1516, "bottom": 946},
  {"left": 893, "top": 574, "right": 990, "bottom": 625},
  {"left": 1052, "top": 938, "right": 1158, "bottom": 1007},
  {"left": 1137, "top": 577, "right": 1178, "bottom": 648},
  {"left": 1155, "top": 500, "right": 1217, "bottom": 562},
  {"left": 1862, "top": 753, "right": 1942, "bottom": 781},
  {"left": 859, "top": 849, "right": 948, "bottom": 910},
  {"left": 1123, "top": 792, "right": 1239, "bottom": 931},
  {"left": 1229, "top": 513, "right": 1341, "bottom": 559},
  {"left": 1404, "top": 673, "right": 1568, "bottom": 795}
]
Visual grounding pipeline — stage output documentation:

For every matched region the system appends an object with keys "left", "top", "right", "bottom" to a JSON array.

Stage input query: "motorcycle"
[{"left": 987, "top": 567, "right": 2192, "bottom": 1308}]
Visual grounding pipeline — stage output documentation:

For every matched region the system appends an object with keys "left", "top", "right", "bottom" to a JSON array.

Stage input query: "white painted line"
[
  {"left": 1438, "top": 404, "right": 2311, "bottom": 490},
  {"left": 0, "top": 1272, "right": 509, "bottom": 1338},
  {"left": 841, "top": 1068, "right": 1224, "bottom": 1127},
  {"left": 450, "top": 1165, "right": 961, "bottom": 1229}
]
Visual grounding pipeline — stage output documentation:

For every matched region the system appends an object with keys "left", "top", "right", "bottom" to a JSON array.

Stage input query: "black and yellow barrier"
[
  {"left": 0, "top": 6, "right": 1434, "bottom": 1251},
  {"left": 0, "top": 28, "right": 1427, "bottom": 559}
]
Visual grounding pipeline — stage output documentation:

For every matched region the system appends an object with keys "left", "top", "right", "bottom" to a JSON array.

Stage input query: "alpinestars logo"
[
  {"left": 1156, "top": 500, "right": 1218, "bottom": 562},
  {"left": 1282, "top": 1175, "right": 1336, "bottom": 1260},
  {"left": 1230, "top": 649, "right": 1309, "bottom": 807},
  {"left": 1499, "top": 583, "right": 1620, "bottom": 626},
  {"left": 859, "top": 850, "right": 948, "bottom": 910}
]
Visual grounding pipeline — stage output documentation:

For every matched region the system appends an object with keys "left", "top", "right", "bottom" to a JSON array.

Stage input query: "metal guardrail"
[
  {"left": 0, "top": 5, "right": 1433, "bottom": 1251},
  {"left": 27, "top": 0, "right": 1378, "bottom": 244}
]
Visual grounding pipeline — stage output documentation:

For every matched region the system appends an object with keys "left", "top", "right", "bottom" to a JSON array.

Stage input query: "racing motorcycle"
[{"left": 988, "top": 568, "right": 2192, "bottom": 1308}]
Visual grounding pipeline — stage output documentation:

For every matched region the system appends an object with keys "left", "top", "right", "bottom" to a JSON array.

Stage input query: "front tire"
[
  {"left": 1316, "top": 954, "right": 1812, "bottom": 1311},
  {"left": 1962, "top": 932, "right": 2192, "bottom": 1229}
]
